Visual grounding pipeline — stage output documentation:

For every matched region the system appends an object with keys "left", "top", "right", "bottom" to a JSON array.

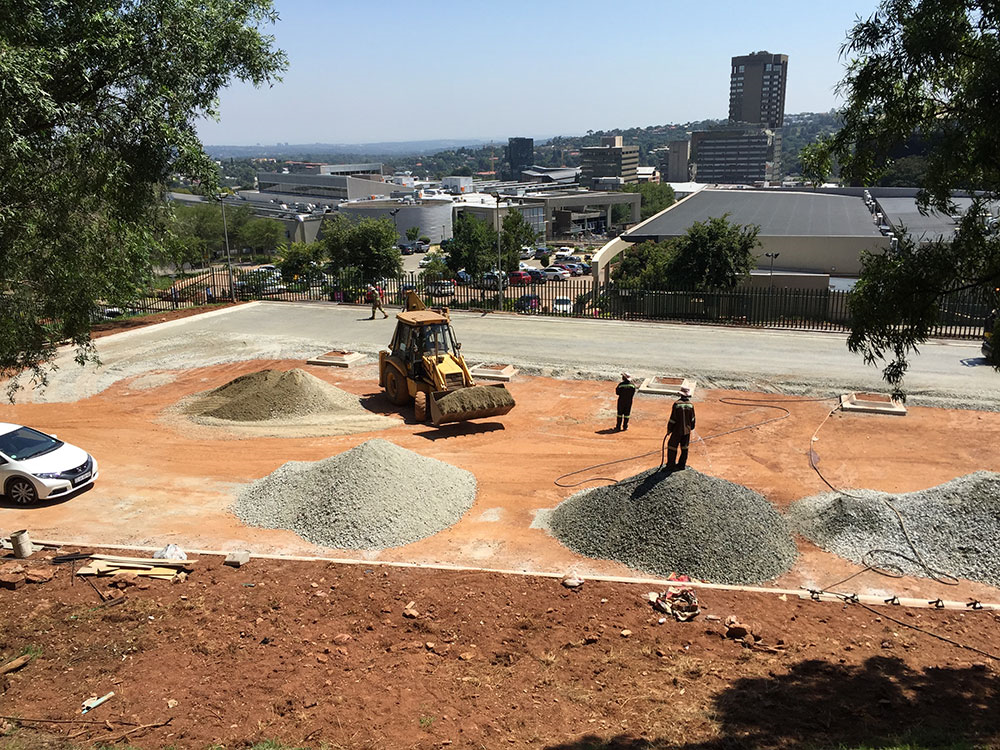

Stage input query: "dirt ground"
[
  {"left": 2, "top": 310, "right": 1000, "bottom": 748},
  {"left": 2, "top": 553, "right": 1000, "bottom": 750},
  {"left": 3, "top": 354, "right": 1000, "bottom": 604}
]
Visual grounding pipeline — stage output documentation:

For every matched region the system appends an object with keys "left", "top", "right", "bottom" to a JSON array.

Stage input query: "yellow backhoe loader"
[{"left": 379, "top": 292, "right": 516, "bottom": 425}]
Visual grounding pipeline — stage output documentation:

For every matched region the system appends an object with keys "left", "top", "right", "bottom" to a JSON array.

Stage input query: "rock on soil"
[
  {"left": 788, "top": 471, "right": 1000, "bottom": 587},
  {"left": 233, "top": 438, "right": 476, "bottom": 550},
  {"left": 549, "top": 467, "right": 796, "bottom": 584},
  {"left": 188, "top": 368, "right": 364, "bottom": 422},
  {"left": 435, "top": 385, "right": 514, "bottom": 416}
]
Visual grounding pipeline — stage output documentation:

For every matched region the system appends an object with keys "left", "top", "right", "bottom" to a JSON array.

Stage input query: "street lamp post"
[
  {"left": 389, "top": 208, "right": 400, "bottom": 240},
  {"left": 219, "top": 193, "right": 235, "bottom": 302},
  {"left": 764, "top": 252, "right": 780, "bottom": 323},
  {"left": 765, "top": 252, "right": 780, "bottom": 288},
  {"left": 492, "top": 192, "right": 503, "bottom": 310}
]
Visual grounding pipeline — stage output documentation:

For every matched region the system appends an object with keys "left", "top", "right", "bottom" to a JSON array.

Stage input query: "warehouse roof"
[
  {"left": 624, "top": 189, "right": 883, "bottom": 241},
  {"left": 877, "top": 197, "right": 972, "bottom": 241}
]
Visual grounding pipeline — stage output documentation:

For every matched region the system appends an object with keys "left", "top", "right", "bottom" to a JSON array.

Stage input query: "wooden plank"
[
  {"left": 90, "top": 554, "right": 194, "bottom": 568},
  {"left": 135, "top": 568, "right": 179, "bottom": 577},
  {"left": 0, "top": 654, "right": 31, "bottom": 676}
]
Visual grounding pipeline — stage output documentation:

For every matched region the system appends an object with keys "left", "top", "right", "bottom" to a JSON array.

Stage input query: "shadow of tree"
[{"left": 545, "top": 656, "right": 999, "bottom": 749}]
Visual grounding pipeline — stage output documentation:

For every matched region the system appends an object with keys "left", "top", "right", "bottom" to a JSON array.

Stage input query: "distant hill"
[{"left": 205, "top": 139, "right": 495, "bottom": 160}]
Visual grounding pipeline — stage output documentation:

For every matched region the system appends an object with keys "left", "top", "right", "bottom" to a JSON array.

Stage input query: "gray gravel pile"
[
  {"left": 191, "top": 368, "right": 364, "bottom": 422},
  {"left": 549, "top": 467, "right": 797, "bottom": 584},
  {"left": 789, "top": 471, "right": 1000, "bottom": 586},
  {"left": 233, "top": 438, "right": 476, "bottom": 549}
]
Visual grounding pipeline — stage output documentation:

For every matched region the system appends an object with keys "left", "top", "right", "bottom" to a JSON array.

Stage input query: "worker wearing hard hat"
[
  {"left": 614, "top": 372, "right": 637, "bottom": 431},
  {"left": 366, "top": 284, "right": 388, "bottom": 320},
  {"left": 665, "top": 385, "right": 695, "bottom": 470}
]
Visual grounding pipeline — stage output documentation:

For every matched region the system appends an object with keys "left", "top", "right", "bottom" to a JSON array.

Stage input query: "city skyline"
[{"left": 196, "top": 0, "right": 881, "bottom": 147}]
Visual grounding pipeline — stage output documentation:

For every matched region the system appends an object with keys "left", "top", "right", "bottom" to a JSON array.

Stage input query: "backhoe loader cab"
[{"left": 379, "top": 292, "right": 515, "bottom": 424}]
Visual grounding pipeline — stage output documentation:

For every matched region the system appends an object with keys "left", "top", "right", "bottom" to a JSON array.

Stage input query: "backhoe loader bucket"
[{"left": 428, "top": 383, "right": 516, "bottom": 426}]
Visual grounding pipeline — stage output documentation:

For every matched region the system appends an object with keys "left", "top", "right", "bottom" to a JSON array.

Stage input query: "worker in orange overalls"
[{"left": 665, "top": 385, "right": 696, "bottom": 470}]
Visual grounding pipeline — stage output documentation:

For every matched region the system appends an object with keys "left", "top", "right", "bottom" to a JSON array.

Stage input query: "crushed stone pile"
[
  {"left": 549, "top": 468, "right": 796, "bottom": 584},
  {"left": 188, "top": 368, "right": 368, "bottom": 422},
  {"left": 233, "top": 438, "right": 476, "bottom": 550},
  {"left": 435, "top": 385, "right": 514, "bottom": 416},
  {"left": 788, "top": 471, "right": 1000, "bottom": 587}
]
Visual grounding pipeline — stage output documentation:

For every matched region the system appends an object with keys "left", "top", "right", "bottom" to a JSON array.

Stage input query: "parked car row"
[
  {"left": 398, "top": 240, "right": 430, "bottom": 255},
  {"left": 513, "top": 294, "right": 575, "bottom": 314}
]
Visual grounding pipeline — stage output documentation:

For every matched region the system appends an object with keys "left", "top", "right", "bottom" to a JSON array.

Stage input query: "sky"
[{"left": 195, "top": 0, "right": 883, "bottom": 147}]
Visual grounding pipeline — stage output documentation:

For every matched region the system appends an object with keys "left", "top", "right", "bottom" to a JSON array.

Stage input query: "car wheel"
[
  {"left": 414, "top": 392, "right": 428, "bottom": 422},
  {"left": 384, "top": 367, "right": 410, "bottom": 405},
  {"left": 6, "top": 477, "right": 39, "bottom": 506}
]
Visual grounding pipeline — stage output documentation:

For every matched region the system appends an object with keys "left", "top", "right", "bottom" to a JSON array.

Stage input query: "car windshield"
[{"left": 0, "top": 426, "right": 62, "bottom": 460}]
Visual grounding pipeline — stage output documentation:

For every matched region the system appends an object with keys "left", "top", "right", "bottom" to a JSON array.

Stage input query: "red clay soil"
[
  {"left": 2, "top": 551, "right": 1000, "bottom": 750},
  {"left": 4, "top": 358, "right": 1000, "bottom": 606}
]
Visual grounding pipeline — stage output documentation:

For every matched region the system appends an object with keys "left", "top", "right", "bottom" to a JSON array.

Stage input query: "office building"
[
  {"left": 689, "top": 128, "right": 781, "bottom": 185},
  {"left": 729, "top": 51, "right": 788, "bottom": 129},
  {"left": 579, "top": 136, "right": 639, "bottom": 189},
  {"left": 663, "top": 139, "right": 691, "bottom": 183},
  {"left": 506, "top": 137, "right": 534, "bottom": 178}
]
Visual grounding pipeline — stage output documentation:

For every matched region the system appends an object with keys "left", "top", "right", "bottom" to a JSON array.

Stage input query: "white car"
[
  {"left": 542, "top": 266, "right": 570, "bottom": 281},
  {"left": 553, "top": 296, "right": 573, "bottom": 314},
  {"left": 0, "top": 423, "right": 98, "bottom": 505}
]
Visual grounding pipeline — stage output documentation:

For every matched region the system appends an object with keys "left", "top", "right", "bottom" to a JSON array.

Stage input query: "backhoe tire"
[
  {"left": 414, "top": 392, "right": 427, "bottom": 422},
  {"left": 384, "top": 367, "right": 410, "bottom": 405}
]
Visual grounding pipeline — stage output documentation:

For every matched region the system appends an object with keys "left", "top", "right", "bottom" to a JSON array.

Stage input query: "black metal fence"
[{"left": 96, "top": 266, "right": 994, "bottom": 340}]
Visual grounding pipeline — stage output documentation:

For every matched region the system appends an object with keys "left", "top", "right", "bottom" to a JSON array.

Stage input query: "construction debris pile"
[
  {"left": 233, "top": 439, "right": 477, "bottom": 550},
  {"left": 435, "top": 386, "right": 515, "bottom": 417},
  {"left": 549, "top": 468, "right": 797, "bottom": 584},
  {"left": 789, "top": 471, "right": 1000, "bottom": 587}
]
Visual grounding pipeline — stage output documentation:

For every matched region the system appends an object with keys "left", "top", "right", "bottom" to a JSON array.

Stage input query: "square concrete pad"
[{"left": 639, "top": 376, "right": 696, "bottom": 397}]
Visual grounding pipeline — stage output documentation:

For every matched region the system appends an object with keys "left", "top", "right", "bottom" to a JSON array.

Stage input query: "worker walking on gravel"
[
  {"left": 614, "top": 372, "right": 637, "bottom": 431},
  {"left": 367, "top": 284, "right": 388, "bottom": 319},
  {"left": 665, "top": 385, "right": 696, "bottom": 470}
]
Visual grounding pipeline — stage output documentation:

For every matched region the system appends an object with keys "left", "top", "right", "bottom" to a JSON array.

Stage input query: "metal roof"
[
  {"left": 398, "top": 310, "right": 448, "bottom": 325},
  {"left": 876, "top": 197, "right": 972, "bottom": 241},
  {"left": 625, "top": 189, "right": 884, "bottom": 240}
]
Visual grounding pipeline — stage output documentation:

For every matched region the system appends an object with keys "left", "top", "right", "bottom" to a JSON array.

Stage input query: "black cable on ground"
[
  {"left": 807, "top": 407, "right": 960, "bottom": 587},
  {"left": 554, "top": 394, "right": 834, "bottom": 488},
  {"left": 825, "top": 591, "right": 1000, "bottom": 662}
]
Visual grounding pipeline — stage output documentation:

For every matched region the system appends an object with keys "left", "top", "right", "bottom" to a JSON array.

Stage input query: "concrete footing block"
[
  {"left": 470, "top": 363, "right": 518, "bottom": 381},
  {"left": 306, "top": 350, "right": 366, "bottom": 367},
  {"left": 224, "top": 550, "right": 252, "bottom": 568},
  {"left": 639, "top": 376, "right": 696, "bottom": 397},
  {"left": 839, "top": 392, "right": 907, "bottom": 416}
]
